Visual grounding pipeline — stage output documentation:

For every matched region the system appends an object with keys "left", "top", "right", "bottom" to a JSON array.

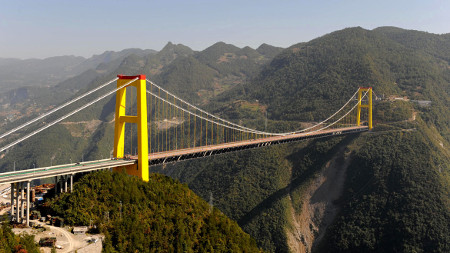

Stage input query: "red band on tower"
[{"left": 117, "top": 74, "right": 146, "bottom": 80}]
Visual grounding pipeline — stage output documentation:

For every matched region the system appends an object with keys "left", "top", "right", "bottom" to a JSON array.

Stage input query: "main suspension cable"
[
  {"left": 0, "top": 77, "right": 119, "bottom": 139},
  {"left": 146, "top": 79, "right": 268, "bottom": 134},
  {"left": 147, "top": 79, "right": 360, "bottom": 136},
  {"left": 0, "top": 78, "right": 138, "bottom": 153},
  {"left": 147, "top": 88, "right": 360, "bottom": 137},
  {"left": 309, "top": 90, "right": 369, "bottom": 133},
  {"left": 146, "top": 90, "right": 284, "bottom": 136},
  {"left": 285, "top": 89, "right": 360, "bottom": 135}
]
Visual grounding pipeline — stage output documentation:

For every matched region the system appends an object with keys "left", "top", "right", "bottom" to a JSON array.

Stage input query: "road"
[
  {"left": 145, "top": 126, "right": 369, "bottom": 165},
  {"left": 0, "top": 159, "right": 136, "bottom": 185},
  {"left": 50, "top": 225, "right": 74, "bottom": 253}
]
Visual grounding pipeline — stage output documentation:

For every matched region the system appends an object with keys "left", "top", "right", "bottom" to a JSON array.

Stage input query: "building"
[{"left": 73, "top": 226, "right": 88, "bottom": 235}]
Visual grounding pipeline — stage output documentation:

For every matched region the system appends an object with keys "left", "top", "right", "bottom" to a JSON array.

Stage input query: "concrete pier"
[
  {"left": 15, "top": 183, "right": 20, "bottom": 222},
  {"left": 10, "top": 183, "right": 15, "bottom": 220},
  {"left": 60, "top": 177, "right": 63, "bottom": 193},
  {"left": 54, "top": 176, "right": 58, "bottom": 194},
  {"left": 26, "top": 181, "right": 30, "bottom": 226},
  {"left": 70, "top": 174, "right": 74, "bottom": 192},
  {"left": 20, "top": 182, "right": 24, "bottom": 222}
]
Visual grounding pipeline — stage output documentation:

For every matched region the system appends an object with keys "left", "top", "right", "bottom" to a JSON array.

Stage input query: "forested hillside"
[
  {"left": 317, "top": 121, "right": 449, "bottom": 252},
  {"left": 44, "top": 171, "right": 262, "bottom": 252}
]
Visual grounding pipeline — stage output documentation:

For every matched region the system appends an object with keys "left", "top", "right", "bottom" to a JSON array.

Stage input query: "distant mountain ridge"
[
  {"left": 0, "top": 55, "right": 85, "bottom": 92},
  {"left": 0, "top": 48, "right": 157, "bottom": 93}
]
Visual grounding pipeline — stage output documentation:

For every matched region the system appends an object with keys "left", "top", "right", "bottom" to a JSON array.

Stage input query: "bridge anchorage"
[
  {"left": 112, "top": 75, "right": 373, "bottom": 182},
  {"left": 0, "top": 73, "right": 373, "bottom": 225}
]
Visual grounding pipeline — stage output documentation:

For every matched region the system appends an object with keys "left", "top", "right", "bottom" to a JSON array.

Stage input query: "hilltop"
[{"left": 43, "top": 170, "right": 262, "bottom": 252}]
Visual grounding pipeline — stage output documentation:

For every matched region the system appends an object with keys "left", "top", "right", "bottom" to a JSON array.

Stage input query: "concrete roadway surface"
[
  {"left": 0, "top": 159, "right": 136, "bottom": 185},
  {"left": 50, "top": 225, "right": 75, "bottom": 253}
]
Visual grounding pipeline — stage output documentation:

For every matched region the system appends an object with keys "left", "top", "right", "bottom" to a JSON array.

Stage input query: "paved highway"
[{"left": 0, "top": 159, "right": 135, "bottom": 185}]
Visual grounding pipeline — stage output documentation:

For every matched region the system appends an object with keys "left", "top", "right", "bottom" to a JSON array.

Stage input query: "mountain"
[
  {"left": 373, "top": 26, "right": 450, "bottom": 62},
  {"left": 0, "top": 55, "right": 85, "bottom": 92},
  {"left": 256, "top": 43, "right": 284, "bottom": 59},
  {"left": 196, "top": 42, "right": 273, "bottom": 78},
  {"left": 72, "top": 48, "right": 157, "bottom": 74},
  {"left": 245, "top": 27, "right": 449, "bottom": 124},
  {"left": 44, "top": 170, "right": 262, "bottom": 252},
  {"left": 151, "top": 42, "right": 278, "bottom": 104},
  {"left": 0, "top": 48, "right": 157, "bottom": 95}
]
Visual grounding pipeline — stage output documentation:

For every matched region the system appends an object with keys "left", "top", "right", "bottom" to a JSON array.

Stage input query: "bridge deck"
[
  {"left": 145, "top": 126, "right": 368, "bottom": 165},
  {"left": 0, "top": 159, "right": 135, "bottom": 184},
  {"left": 0, "top": 126, "right": 368, "bottom": 185}
]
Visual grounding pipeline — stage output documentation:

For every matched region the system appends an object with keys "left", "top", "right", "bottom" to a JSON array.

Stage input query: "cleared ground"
[{"left": 12, "top": 221, "right": 102, "bottom": 253}]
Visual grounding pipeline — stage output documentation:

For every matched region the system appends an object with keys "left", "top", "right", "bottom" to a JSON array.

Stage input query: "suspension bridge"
[{"left": 0, "top": 74, "right": 372, "bottom": 225}]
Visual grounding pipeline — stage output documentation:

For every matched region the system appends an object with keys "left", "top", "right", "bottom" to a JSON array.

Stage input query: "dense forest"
[
  {"left": 317, "top": 122, "right": 449, "bottom": 252},
  {"left": 44, "top": 171, "right": 262, "bottom": 252},
  {"left": 0, "top": 26, "right": 449, "bottom": 252}
]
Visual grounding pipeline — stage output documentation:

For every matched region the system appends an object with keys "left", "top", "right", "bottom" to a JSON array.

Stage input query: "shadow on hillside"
[
  {"left": 100, "top": 96, "right": 116, "bottom": 121},
  {"left": 238, "top": 134, "right": 358, "bottom": 227}
]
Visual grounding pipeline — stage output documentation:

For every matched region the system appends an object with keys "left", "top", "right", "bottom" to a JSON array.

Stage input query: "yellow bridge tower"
[
  {"left": 113, "top": 75, "right": 149, "bottom": 181},
  {"left": 356, "top": 87, "right": 373, "bottom": 130}
]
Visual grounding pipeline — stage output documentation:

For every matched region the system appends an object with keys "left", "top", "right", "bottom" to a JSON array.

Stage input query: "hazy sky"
[{"left": 1, "top": 0, "right": 448, "bottom": 59}]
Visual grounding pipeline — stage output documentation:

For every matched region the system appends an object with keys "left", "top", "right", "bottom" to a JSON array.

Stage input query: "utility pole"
[
  {"left": 119, "top": 201, "right": 122, "bottom": 219},
  {"left": 209, "top": 192, "right": 213, "bottom": 214},
  {"left": 265, "top": 111, "right": 268, "bottom": 132}
]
